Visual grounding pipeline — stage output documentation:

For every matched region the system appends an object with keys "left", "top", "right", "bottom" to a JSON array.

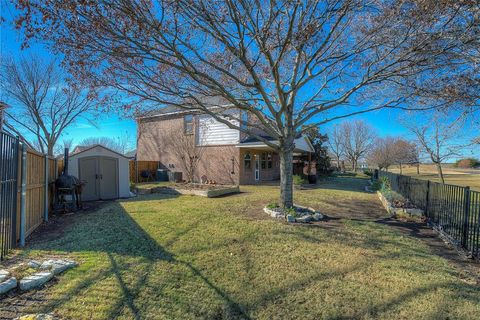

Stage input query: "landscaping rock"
[
  {"left": 40, "top": 259, "right": 77, "bottom": 275},
  {"left": 0, "top": 277, "right": 17, "bottom": 294},
  {"left": 312, "top": 213, "right": 323, "bottom": 221},
  {"left": 286, "top": 215, "right": 296, "bottom": 223},
  {"left": 296, "top": 215, "right": 313, "bottom": 223},
  {"left": 0, "top": 269, "right": 9, "bottom": 282},
  {"left": 28, "top": 260, "right": 42, "bottom": 269},
  {"left": 19, "top": 271, "right": 53, "bottom": 291}
]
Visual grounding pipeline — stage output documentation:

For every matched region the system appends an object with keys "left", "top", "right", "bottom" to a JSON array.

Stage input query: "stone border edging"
[{"left": 377, "top": 191, "right": 423, "bottom": 217}]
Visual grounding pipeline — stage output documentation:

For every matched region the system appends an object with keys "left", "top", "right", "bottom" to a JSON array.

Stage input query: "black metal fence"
[
  {"left": 377, "top": 170, "right": 480, "bottom": 258},
  {"left": 0, "top": 131, "right": 19, "bottom": 260}
]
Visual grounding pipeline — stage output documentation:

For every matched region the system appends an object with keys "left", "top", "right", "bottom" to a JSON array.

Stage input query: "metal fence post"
[
  {"left": 462, "top": 186, "right": 471, "bottom": 249},
  {"left": 425, "top": 180, "right": 430, "bottom": 216},
  {"left": 19, "top": 144, "right": 27, "bottom": 247},
  {"left": 44, "top": 155, "right": 49, "bottom": 222}
]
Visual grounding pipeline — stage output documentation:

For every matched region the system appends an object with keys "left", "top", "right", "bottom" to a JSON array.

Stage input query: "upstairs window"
[
  {"left": 184, "top": 115, "right": 193, "bottom": 134},
  {"left": 244, "top": 152, "right": 251, "bottom": 169}
]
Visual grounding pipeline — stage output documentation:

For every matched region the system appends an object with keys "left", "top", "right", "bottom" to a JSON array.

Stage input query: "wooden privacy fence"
[
  {"left": 377, "top": 170, "right": 480, "bottom": 258},
  {"left": 16, "top": 147, "right": 58, "bottom": 245},
  {"left": 129, "top": 160, "right": 161, "bottom": 183}
]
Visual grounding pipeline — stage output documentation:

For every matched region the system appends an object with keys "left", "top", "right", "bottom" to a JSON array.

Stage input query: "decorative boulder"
[
  {"left": 286, "top": 215, "right": 296, "bottom": 223},
  {"left": 312, "top": 213, "right": 323, "bottom": 221},
  {"left": 0, "top": 277, "right": 17, "bottom": 294},
  {"left": 19, "top": 271, "right": 54, "bottom": 291},
  {"left": 296, "top": 215, "right": 313, "bottom": 223}
]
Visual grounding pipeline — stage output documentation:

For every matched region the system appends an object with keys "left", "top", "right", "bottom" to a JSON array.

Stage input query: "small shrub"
[
  {"left": 379, "top": 176, "right": 391, "bottom": 192},
  {"left": 293, "top": 175, "right": 307, "bottom": 185},
  {"left": 455, "top": 158, "right": 479, "bottom": 168},
  {"left": 382, "top": 189, "right": 405, "bottom": 203},
  {"left": 370, "top": 180, "right": 382, "bottom": 191},
  {"left": 363, "top": 169, "right": 373, "bottom": 176},
  {"left": 266, "top": 202, "right": 279, "bottom": 209},
  {"left": 284, "top": 207, "right": 297, "bottom": 217}
]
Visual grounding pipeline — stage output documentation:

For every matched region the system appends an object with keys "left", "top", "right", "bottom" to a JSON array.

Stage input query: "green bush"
[
  {"left": 266, "top": 202, "right": 279, "bottom": 209},
  {"left": 370, "top": 180, "right": 382, "bottom": 191},
  {"left": 284, "top": 207, "right": 297, "bottom": 217},
  {"left": 379, "top": 176, "right": 391, "bottom": 192},
  {"left": 382, "top": 189, "right": 405, "bottom": 203},
  {"left": 293, "top": 175, "right": 307, "bottom": 185},
  {"left": 454, "top": 158, "right": 480, "bottom": 168},
  {"left": 363, "top": 169, "right": 373, "bottom": 176}
]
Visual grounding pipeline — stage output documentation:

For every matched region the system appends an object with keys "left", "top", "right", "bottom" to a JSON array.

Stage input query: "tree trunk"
[
  {"left": 436, "top": 162, "right": 445, "bottom": 184},
  {"left": 416, "top": 163, "right": 420, "bottom": 175},
  {"left": 399, "top": 163, "right": 402, "bottom": 174},
  {"left": 336, "top": 157, "right": 341, "bottom": 171},
  {"left": 279, "top": 142, "right": 294, "bottom": 209},
  {"left": 352, "top": 159, "right": 357, "bottom": 172}
]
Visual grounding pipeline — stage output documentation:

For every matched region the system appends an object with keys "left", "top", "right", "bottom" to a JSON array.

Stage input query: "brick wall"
[{"left": 137, "top": 115, "right": 240, "bottom": 184}]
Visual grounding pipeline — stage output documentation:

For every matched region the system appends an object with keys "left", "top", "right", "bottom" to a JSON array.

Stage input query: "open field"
[
  {"left": 1, "top": 177, "right": 479, "bottom": 319},
  {"left": 389, "top": 164, "right": 480, "bottom": 191}
]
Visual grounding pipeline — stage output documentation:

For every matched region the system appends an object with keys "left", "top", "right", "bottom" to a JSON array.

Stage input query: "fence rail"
[{"left": 378, "top": 170, "right": 480, "bottom": 258}]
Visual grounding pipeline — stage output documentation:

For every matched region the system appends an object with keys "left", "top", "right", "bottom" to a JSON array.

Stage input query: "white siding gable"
[{"left": 197, "top": 115, "right": 240, "bottom": 146}]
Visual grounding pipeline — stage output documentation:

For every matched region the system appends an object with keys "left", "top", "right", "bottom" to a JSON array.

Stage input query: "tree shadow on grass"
[{"left": 22, "top": 200, "right": 252, "bottom": 320}]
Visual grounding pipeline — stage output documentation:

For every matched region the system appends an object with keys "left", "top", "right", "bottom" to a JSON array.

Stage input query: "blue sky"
[{"left": 1, "top": 2, "right": 477, "bottom": 159}]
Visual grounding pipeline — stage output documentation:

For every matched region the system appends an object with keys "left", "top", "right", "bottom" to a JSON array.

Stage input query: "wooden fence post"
[
  {"left": 462, "top": 186, "right": 471, "bottom": 248},
  {"left": 19, "top": 144, "right": 27, "bottom": 247},
  {"left": 44, "top": 155, "right": 49, "bottom": 222}
]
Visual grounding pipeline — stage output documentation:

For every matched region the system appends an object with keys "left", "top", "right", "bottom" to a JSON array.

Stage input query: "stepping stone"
[
  {"left": 0, "top": 277, "right": 17, "bottom": 294},
  {"left": 0, "top": 269, "right": 9, "bottom": 282},
  {"left": 19, "top": 272, "right": 53, "bottom": 291}
]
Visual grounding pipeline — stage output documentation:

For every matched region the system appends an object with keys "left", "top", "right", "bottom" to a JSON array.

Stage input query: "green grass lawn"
[{"left": 2, "top": 177, "right": 479, "bottom": 319}]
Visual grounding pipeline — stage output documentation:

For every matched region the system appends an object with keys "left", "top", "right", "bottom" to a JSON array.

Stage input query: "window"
[
  {"left": 261, "top": 152, "right": 266, "bottom": 169},
  {"left": 244, "top": 152, "right": 251, "bottom": 169},
  {"left": 184, "top": 115, "right": 193, "bottom": 134},
  {"left": 261, "top": 152, "right": 273, "bottom": 169}
]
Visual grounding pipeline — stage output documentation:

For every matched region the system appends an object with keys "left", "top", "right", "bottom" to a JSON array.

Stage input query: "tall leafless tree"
[
  {"left": 163, "top": 120, "right": 209, "bottom": 183},
  {"left": 341, "top": 120, "right": 376, "bottom": 172},
  {"left": 404, "top": 113, "right": 465, "bottom": 184},
  {"left": 14, "top": 1, "right": 462, "bottom": 207},
  {"left": 368, "top": 137, "right": 397, "bottom": 171},
  {"left": 327, "top": 124, "right": 344, "bottom": 170},
  {"left": 0, "top": 56, "right": 96, "bottom": 156}
]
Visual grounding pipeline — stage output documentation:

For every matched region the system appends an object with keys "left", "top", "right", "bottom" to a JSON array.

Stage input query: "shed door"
[
  {"left": 79, "top": 157, "right": 100, "bottom": 201},
  {"left": 99, "top": 157, "right": 119, "bottom": 200}
]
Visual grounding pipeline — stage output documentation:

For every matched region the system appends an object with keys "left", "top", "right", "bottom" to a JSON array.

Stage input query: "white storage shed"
[{"left": 68, "top": 144, "right": 131, "bottom": 201}]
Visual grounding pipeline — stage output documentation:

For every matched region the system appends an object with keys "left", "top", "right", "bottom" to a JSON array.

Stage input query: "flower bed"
[
  {"left": 377, "top": 190, "right": 424, "bottom": 219},
  {"left": 263, "top": 203, "right": 324, "bottom": 223},
  {"left": 138, "top": 183, "right": 240, "bottom": 198}
]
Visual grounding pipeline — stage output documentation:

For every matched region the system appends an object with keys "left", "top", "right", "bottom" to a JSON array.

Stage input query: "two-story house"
[{"left": 136, "top": 106, "right": 314, "bottom": 185}]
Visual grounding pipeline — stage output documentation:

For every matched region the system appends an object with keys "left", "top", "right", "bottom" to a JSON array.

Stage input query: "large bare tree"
[
  {"left": 404, "top": 113, "right": 465, "bottom": 184},
  {"left": 340, "top": 120, "right": 375, "bottom": 172},
  {"left": 383, "top": 1, "right": 480, "bottom": 116},
  {"left": 14, "top": 0, "right": 459, "bottom": 207},
  {"left": 0, "top": 56, "right": 96, "bottom": 156},
  {"left": 327, "top": 124, "right": 344, "bottom": 170}
]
